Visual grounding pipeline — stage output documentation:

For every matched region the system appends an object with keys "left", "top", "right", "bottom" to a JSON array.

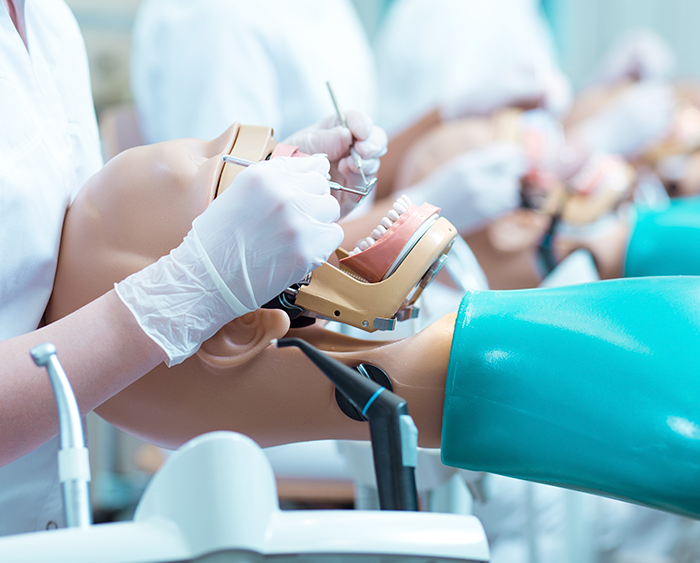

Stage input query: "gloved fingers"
[
  {"left": 352, "top": 125, "right": 388, "bottom": 160},
  {"left": 293, "top": 219, "right": 344, "bottom": 266},
  {"left": 338, "top": 152, "right": 381, "bottom": 178},
  {"left": 305, "top": 126, "right": 353, "bottom": 160},
  {"left": 291, "top": 189, "right": 342, "bottom": 224},
  {"left": 343, "top": 109, "right": 374, "bottom": 140},
  {"left": 316, "top": 113, "right": 342, "bottom": 130},
  {"left": 282, "top": 120, "right": 352, "bottom": 159},
  {"left": 335, "top": 121, "right": 386, "bottom": 187},
  {"left": 402, "top": 146, "right": 524, "bottom": 233},
  {"left": 266, "top": 153, "right": 331, "bottom": 178},
  {"left": 337, "top": 159, "right": 371, "bottom": 192},
  {"left": 260, "top": 155, "right": 335, "bottom": 198}
]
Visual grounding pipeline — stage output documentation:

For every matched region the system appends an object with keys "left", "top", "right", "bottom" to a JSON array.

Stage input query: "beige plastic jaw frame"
[
  {"left": 213, "top": 124, "right": 459, "bottom": 333},
  {"left": 295, "top": 217, "right": 457, "bottom": 332},
  {"left": 216, "top": 124, "right": 277, "bottom": 197}
]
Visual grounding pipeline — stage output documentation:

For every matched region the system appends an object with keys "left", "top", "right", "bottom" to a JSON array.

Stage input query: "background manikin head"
[
  {"left": 46, "top": 124, "right": 452, "bottom": 450},
  {"left": 393, "top": 111, "right": 631, "bottom": 288}
]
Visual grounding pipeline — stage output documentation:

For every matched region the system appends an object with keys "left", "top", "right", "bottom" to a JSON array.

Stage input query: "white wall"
[{"left": 556, "top": 0, "right": 700, "bottom": 87}]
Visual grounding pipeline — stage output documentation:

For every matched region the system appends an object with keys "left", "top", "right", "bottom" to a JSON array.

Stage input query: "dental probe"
[
  {"left": 220, "top": 154, "right": 372, "bottom": 197},
  {"left": 325, "top": 81, "right": 376, "bottom": 190}
]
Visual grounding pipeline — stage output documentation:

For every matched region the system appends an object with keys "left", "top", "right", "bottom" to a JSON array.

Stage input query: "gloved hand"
[
  {"left": 593, "top": 30, "right": 676, "bottom": 85},
  {"left": 569, "top": 81, "right": 674, "bottom": 158},
  {"left": 115, "top": 155, "right": 343, "bottom": 366},
  {"left": 402, "top": 143, "right": 527, "bottom": 234},
  {"left": 440, "top": 62, "right": 573, "bottom": 120},
  {"left": 283, "top": 110, "right": 388, "bottom": 193}
]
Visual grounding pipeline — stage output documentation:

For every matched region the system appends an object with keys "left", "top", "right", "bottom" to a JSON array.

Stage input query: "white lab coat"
[
  {"left": 374, "top": 0, "right": 562, "bottom": 134},
  {"left": 131, "top": 0, "right": 378, "bottom": 144},
  {"left": 0, "top": 0, "right": 102, "bottom": 535}
]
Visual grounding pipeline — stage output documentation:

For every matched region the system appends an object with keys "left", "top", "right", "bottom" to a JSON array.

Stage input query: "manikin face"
[{"left": 46, "top": 123, "right": 452, "bottom": 450}]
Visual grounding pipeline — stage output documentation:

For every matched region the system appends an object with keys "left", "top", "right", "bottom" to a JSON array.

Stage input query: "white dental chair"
[{"left": 1, "top": 430, "right": 489, "bottom": 562}]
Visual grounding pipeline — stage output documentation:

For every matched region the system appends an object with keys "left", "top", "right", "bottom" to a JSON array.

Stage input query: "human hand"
[
  {"left": 116, "top": 155, "right": 343, "bottom": 365},
  {"left": 570, "top": 81, "right": 674, "bottom": 157},
  {"left": 283, "top": 111, "right": 388, "bottom": 193},
  {"left": 402, "top": 143, "right": 527, "bottom": 234}
]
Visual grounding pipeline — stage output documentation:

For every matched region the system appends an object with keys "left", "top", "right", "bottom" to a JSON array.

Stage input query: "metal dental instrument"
[
  {"left": 325, "top": 81, "right": 377, "bottom": 192},
  {"left": 30, "top": 343, "right": 92, "bottom": 528},
  {"left": 220, "top": 154, "right": 372, "bottom": 197}
]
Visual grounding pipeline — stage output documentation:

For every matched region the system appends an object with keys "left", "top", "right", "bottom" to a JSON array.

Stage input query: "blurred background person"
[{"left": 131, "top": 0, "right": 377, "bottom": 144}]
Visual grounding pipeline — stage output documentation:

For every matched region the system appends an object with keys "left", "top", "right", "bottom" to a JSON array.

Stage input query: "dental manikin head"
[
  {"left": 393, "top": 109, "right": 635, "bottom": 289},
  {"left": 566, "top": 79, "right": 700, "bottom": 198},
  {"left": 46, "top": 123, "right": 453, "bottom": 450},
  {"left": 46, "top": 124, "right": 700, "bottom": 520}
]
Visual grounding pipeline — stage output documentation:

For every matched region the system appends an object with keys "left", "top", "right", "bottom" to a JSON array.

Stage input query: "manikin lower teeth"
[
  {"left": 393, "top": 201, "right": 407, "bottom": 214},
  {"left": 372, "top": 225, "right": 387, "bottom": 239},
  {"left": 348, "top": 196, "right": 416, "bottom": 257}
]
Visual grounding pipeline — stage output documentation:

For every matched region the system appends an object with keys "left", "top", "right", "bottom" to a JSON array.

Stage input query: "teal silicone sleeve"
[
  {"left": 441, "top": 277, "right": 700, "bottom": 518},
  {"left": 625, "top": 196, "right": 700, "bottom": 277}
]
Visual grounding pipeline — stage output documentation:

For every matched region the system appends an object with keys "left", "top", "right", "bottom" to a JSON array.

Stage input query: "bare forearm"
[{"left": 0, "top": 290, "right": 166, "bottom": 466}]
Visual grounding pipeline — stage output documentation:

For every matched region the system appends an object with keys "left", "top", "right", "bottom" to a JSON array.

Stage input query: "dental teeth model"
[{"left": 348, "top": 195, "right": 413, "bottom": 256}]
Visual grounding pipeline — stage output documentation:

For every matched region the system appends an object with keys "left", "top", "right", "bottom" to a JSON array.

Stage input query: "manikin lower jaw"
[{"left": 340, "top": 195, "right": 441, "bottom": 283}]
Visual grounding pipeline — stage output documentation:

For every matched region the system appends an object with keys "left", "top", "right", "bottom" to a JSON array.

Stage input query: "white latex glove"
[
  {"left": 593, "top": 30, "right": 676, "bottom": 85},
  {"left": 116, "top": 155, "right": 343, "bottom": 366},
  {"left": 283, "top": 110, "right": 388, "bottom": 190},
  {"left": 402, "top": 143, "right": 527, "bottom": 235},
  {"left": 440, "top": 63, "right": 573, "bottom": 120},
  {"left": 570, "top": 81, "right": 674, "bottom": 158}
]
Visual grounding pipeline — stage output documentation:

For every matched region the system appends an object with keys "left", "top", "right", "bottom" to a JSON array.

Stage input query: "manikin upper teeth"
[{"left": 347, "top": 195, "right": 414, "bottom": 257}]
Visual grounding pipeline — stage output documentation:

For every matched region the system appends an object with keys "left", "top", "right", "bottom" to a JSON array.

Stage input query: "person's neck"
[{"left": 3, "top": 0, "right": 28, "bottom": 50}]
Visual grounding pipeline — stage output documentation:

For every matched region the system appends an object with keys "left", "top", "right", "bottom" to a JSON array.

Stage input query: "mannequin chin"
[{"left": 46, "top": 123, "right": 451, "bottom": 450}]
